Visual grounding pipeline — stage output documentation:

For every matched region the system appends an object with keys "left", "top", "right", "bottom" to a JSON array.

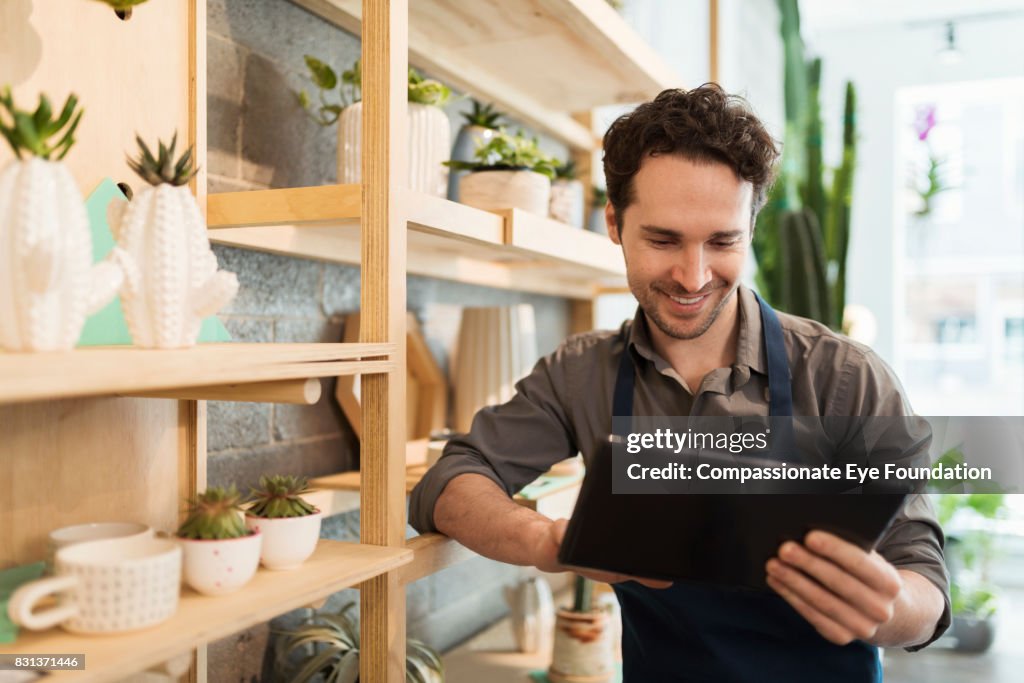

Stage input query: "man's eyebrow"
[{"left": 638, "top": 225, "right": 747, "bottom": 240}]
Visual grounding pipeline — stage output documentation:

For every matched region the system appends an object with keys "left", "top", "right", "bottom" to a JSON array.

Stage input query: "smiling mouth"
[{"left": 668, "top": 293, "right": 708, "bottom": 305}]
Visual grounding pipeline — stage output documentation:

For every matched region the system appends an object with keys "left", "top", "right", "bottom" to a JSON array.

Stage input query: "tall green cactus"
[{"left": 752, "top": 0, "right": 857, "bottom": 330}]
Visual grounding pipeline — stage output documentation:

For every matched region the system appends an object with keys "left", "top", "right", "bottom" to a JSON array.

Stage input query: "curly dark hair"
[{"left": 602, "top": 84, "right": 780, "bottom": 230}]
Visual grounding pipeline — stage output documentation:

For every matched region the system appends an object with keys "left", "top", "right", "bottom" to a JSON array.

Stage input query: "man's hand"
[
  {"left": 765, "top": 530, "right": 903, "bottom": 646},
  {"left": 534, "top": 518, "right": 673, "bottom": 590}
]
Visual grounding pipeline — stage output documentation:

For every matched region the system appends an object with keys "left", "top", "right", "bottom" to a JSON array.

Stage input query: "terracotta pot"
[{"left": 548, "top": 608, "right": 615, "bottom": 683}]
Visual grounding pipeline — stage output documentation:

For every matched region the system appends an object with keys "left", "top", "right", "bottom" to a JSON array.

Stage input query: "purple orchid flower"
[{"left": 914, "top": 104, "right": 937, "bottom": 141}]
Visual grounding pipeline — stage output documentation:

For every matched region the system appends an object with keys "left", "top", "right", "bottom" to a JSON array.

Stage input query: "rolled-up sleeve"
[{"left": 409, "top": 351, "right": 579, "bottom": 533}]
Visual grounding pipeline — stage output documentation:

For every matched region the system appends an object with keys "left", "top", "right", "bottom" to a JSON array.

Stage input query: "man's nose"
[{"left": 670, "top": 247, "right": 712, "bottom": 293}]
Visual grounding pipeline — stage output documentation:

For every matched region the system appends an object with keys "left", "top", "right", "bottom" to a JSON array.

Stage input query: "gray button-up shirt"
[{"left": 410, "top": 285, "right": 951, "bottom": 648}]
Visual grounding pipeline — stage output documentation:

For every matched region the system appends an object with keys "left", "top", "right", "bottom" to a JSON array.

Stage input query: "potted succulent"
[
  {"left": 274, "top": 601, "right": 444, "bottom": 683},
  {"left": 244, "top": 475, "right": 323, "bottom": 570},
  {"left": 91, "top": 0, "right": 149, "bottom": 19},
  {"left": 176, "top": 485, "right": 262, "bottom": 596},
  {"left": 447, "top": 100, "right": 504, "bottom": 202},
  {"left": 0, "top": 88, "right": 123, "bottom": 352},
  {"left": 298, "top": 56, "right": 452, "bottom": 197},
  {"left": 445, "top": 129, "right": 557, "bottom": 216},
  {"left": 548, "top": 577, "right": 615, "bottom": 683},
  {"left": 549, "top": 160, "right": 585, "bottom": 228},
  {"left": 586, "top": 185, "right": 609, "bottom": 235},
  {"left": 109, "top": 133, "right": 237, "bottom": 348}
]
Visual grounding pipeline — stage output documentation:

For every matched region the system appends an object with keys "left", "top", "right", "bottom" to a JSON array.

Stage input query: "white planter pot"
[
  {"left": 548, "top": 609, "right": 615, "bottom": 683},
  {"left": 178, "top": 531, "right": 261, "bottom": 596},
  {"left": 549, "top": 178, "right": 584, "bottom": 228},
  {"left": 504, "top": 576, "right": 555, "bottom": 653},
  {"left": 244, "top": 510, "right": 323, "bottom": 570},
  {"left": 459, "top": 169, "right": 551, "bottom": 216},
  {"left": 452, "top": 305, "right": 538, "bottom": 433},
  {"left": 337, "top": 101, "right": 450, "bottom": 197},
  {"left": 0, "top": 158, "right": 123, "bottom": 351},
  {"left": 447, "top": 124, "right": 498, "bottom": 201},
  {"left": 110, "top": 183, "right": 238, "bottom": 349}
]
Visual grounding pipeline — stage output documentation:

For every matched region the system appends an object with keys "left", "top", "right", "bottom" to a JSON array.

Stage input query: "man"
[{"left": 410, "top": 85, "right": 949, "bottom": 682}]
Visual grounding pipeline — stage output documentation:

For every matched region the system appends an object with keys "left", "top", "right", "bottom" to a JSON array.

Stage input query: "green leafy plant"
[
  {"left": 0, "top": 87, "right": 83, "bottom": 161},
  {"left": 461, "top": 100, "right": 504, "bottom": 130},
  {"left": 275, "top": 602, "right": 444, "bottom": 683},
  {"left": 444, "top": 129, "right": 558, "bottom": 179},
  {"left": 591, "top": 185, "right": 608, "bottom": 209},
  {"left": 92, "top": 0, "right": 149, "bottom": 9},
  {"left": 553, "top": 159, "right": 577, "bottom": 181},
  {"left": 297, "top": 56, "right": 451, "bottom": 126},
  {"left": 176, "top": 485, "right": 251, "bottom": 540},
  {"left": 127, "top": 132, "right": 198, "bottom": 187},
  {"left": 248, "top": 475, "right": 318, "bottom": 518}
]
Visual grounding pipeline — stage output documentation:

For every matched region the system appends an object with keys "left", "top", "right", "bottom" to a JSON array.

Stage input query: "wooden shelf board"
[
  {"left": 0, "top": 343, "right": 395, "bottom": 404},
  {"left": 206, "top": 184, "right": 361, "bottom": 228},
  {"left": 207, "top": 192, "right": 625, "bottom": 298},
  {"left": 4, "top": 540, "right": 412, "bottom": 682},
  {"left": 290, "top": 0, "right": 681, "bottom": 150}
]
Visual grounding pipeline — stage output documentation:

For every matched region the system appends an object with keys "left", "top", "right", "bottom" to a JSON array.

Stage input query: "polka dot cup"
[
  {"left": 178, "top": 531, "right": 261, "bottom": 596},
  {"left": 8, "top": 536, "right": 181, "bottom": 634}
]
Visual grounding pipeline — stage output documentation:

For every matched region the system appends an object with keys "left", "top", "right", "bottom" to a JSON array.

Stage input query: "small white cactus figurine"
[
  {"left": 0, "top": 87, "right": 123, "bottom": 352},
  {"left": 111, "top": 133, "right": 237, "bottom": 348}
]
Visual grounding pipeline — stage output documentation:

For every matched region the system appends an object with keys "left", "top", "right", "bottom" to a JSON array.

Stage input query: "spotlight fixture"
[{"left": 938, "top": 21, "right": 963, "bottom": 65}]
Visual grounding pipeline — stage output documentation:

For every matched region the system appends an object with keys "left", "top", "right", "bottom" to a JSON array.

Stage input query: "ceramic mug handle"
[{"left": 8, "top": 575, "right": 79, "bottom": 630}]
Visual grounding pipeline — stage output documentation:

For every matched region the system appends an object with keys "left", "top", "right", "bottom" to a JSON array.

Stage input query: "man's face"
[{"left": 608, "top": 154, "right": 753, "bottom": 341}]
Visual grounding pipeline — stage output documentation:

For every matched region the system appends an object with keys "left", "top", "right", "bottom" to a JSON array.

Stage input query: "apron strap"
[
  {"left": 612, "top": 338, "right": 636, "bottom": 437},
  {"left": 755, "top": 291, "right": 793, "bottom": 418}
]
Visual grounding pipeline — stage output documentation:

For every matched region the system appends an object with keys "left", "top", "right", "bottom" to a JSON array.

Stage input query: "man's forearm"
[
  {"left": 869, "top": 570, "right": 945, "bottom": 648},
  {"left": 433, "top": 473, "right": 552, "bottom": 568}
]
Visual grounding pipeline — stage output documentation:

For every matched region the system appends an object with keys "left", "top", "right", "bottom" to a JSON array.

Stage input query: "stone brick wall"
[{"left": 205, "top": 1, "right": 573, "bottom": 679}]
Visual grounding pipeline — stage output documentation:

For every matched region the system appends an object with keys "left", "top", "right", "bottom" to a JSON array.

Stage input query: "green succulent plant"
[
  {"left": 176, "top": 485, "right": 251, "bottom": 540},
  {"left": 297, "top": 56, "right": 452, "bottom": 126},
  {"left": 0, "top": 87, "right": 83, "bottom": 161},
  {"left": 553, "top": 159, "right": 577, "bottom": 181},
  {"left": 444, "top": 128, "right": 558, "bottom": 179},
  {"left": 92, "top": 0, "right": 149, "bottom": 9},
  {"left": 248, "top": 475, "right": 318, "bottom": 518},
  {"left": 275, "top": 602, "right": 443, "bottom": 683},
  {"left": 127, "top": 132, "right": 198, "bottom": 187},
  {"left": 461, "top": 100, "right": 504, "bottom": 130},
  {"left": 592, "top": 185, "right": 608, "bottom": 208}
]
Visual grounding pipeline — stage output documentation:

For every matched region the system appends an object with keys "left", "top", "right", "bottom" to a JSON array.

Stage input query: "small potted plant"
[
  {"left": 177, "top": 485, "right": 262, "bottom": 596},
  {"left": 0, "top": 87, "right": 123, "bottom": 352},
  {"left": 447, "top": 100, "right": 505, "bottom": 201},
  {"left": 549, "top": 160, "right": 585, "bottom": 228},
  {"left": 548, "top": 576, "right": 615, "bottom": 683},
  {"left": 274, "top": 601, "right": 444, "bottom": 683},
  {"left": 445, "top": 129, "right": 557, "bottom": 216},
  {"left": 110, "top": 133, "right": 237, "bottom": 348},
  {"left": 244, "top": 475, "right": 323, "bottom": 570},
  {"left": 586, "top": 185, "right": 609, "bottom": 235},
  {"left": 298, "top": 56, "right": 452, "bottom": 197}
]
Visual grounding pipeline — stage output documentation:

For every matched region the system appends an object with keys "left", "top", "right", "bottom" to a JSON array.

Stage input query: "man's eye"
[
  {"left": 648, "top": 239, "right": 673, "bottom": 247},
  {"left": 711, "top": 240, "right": 739, "bottom": 248}
]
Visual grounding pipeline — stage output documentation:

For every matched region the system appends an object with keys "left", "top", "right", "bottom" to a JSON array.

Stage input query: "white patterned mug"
[{"left": 9, "top": 535, "right": 181, "bottom": 633}]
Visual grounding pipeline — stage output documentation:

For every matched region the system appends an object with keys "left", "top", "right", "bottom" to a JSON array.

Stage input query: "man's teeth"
[{"left": 670, "top": 294, "right": 705, "bottom": 304}]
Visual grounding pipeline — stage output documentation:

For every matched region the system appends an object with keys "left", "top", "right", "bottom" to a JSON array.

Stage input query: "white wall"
[{"left": 808, "top": 15, "right": 1024, "bottom": 363}]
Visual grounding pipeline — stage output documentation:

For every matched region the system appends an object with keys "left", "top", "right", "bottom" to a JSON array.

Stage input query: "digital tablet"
[{"left": 557, "top": 440, "right": 909, "bottom": 591}]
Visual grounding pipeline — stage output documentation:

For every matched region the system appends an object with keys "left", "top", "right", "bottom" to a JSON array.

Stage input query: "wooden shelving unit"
[
  {"left": 3, "top": 541, "right": 412, "bottom": 683},
  {"left": 0, "top": 0, "right": 678, "bottom": 681}
]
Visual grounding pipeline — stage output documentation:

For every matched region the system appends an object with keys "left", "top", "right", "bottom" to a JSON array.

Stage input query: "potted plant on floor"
[
  {"left": 110, "top": 132, "right": 238, "bottom": 348},
  {"left": 549, "top": 160, "right": 585, "bottom": 228},
  {"left": 936, "top": 488, "right": 1007, "bottom": 653},
  {"left": 177, "top": 485, "right": 262, "bottom": 596},
  {"left": 548, "top": 576, "right": 615, "bottom": 683},
  {"left": 298, "top": 56, "right": 453, "bottom": 197},
  {"left": 445, "top": 129, "right": 557, "bottom": 216},
  {"left": 0, "top": 87, "right": 123, "bottom": 352},
  {"left": 274, "top": 601, "right": 444, "bottom": 683},
  {"left": 447, "top": 99, "right": 505, "bottom": 201},
  {"left": 244, "top": 475, "right": 323, "bottom": 570}
]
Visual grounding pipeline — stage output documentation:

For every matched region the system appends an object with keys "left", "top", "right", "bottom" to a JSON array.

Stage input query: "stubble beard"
[{"left": 637, "top": 281, "right": 739, "bottom": 341}]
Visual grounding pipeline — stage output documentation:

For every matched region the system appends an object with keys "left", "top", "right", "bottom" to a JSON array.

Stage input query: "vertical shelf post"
[{"left": 360, "top": 1, "right": 409, "bottom": 682}]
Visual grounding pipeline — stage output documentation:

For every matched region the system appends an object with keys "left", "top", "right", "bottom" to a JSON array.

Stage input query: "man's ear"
[{"left": 606, "top": 202, "right": 621, "bottom": 245}]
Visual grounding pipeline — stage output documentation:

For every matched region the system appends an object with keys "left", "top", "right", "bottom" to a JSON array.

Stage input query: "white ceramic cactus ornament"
[
  {"left": 0, "top": 88, "right": 123, "bottom": 352},
  {"left": 111, "top": 134, "right": 237, "bottom": 348}
]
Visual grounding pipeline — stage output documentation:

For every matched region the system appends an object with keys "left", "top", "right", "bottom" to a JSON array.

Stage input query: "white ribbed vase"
[
  {"left": 337, "top": 102, "right": 450, "bottom": 196},
  {"left": 453, "top": 305, "right": 538, "bottom": 433},
  {"left": 549, "top": 178, "right": 584, "bottom": 228},
  {"left": 111, "top": 184, "right": 238, "bottom": 349},
  {"left": 459, "top": 169, "right": 551, "bottom": 216},
  {"left": 0, "top": 157, "right": 123, "bottom": 351}
]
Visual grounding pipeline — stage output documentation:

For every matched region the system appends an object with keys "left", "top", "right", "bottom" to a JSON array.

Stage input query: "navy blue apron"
[{"left": 610, "top": 293, "right": 881, "bottom": 682}]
